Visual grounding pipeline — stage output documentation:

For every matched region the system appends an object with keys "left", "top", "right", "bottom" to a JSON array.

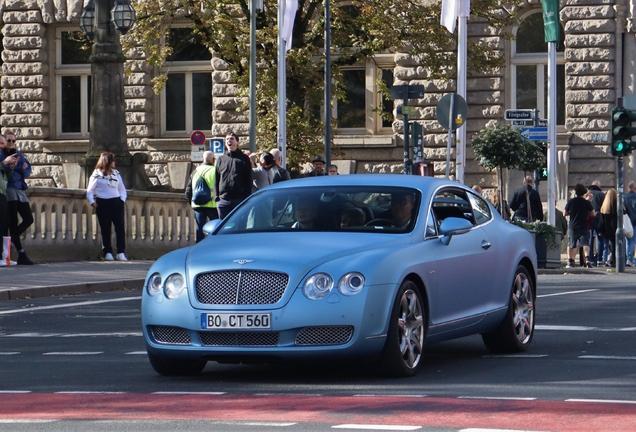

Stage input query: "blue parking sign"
[{"left": 210, "top": 137, "right": 225, "bottom": 156}]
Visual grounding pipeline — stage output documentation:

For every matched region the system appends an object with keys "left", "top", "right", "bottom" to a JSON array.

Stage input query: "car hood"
[{"left": 185, "top": 232, "right": 411, "bottom": 276}]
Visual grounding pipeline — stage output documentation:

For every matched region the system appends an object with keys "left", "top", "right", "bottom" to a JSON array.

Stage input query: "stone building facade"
[{"left": 0, "top": 0, "right": 634, "bottom": 202}]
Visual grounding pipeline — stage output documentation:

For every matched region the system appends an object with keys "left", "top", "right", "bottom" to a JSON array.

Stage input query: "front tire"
[
  {"left": 379, "top": 280, "right": 426, "bottom": 377},
  {"left": 147, "top": 351, "right": 207, "bottom": 376},
  {"left": 482, "top": 265, "right": 535, "bottom": 353}
]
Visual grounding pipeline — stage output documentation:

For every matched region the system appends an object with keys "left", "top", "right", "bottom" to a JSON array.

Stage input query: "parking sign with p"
[{"left": 210, "top": 137, "right": 225, "bottom": 157}]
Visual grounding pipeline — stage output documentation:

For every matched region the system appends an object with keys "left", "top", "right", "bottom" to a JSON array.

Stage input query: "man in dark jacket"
[
  {"left": 510, "top": 176, "right": 543, "bottom": 222},
  {"left": 564, "top": 183, "right": 595, "bottom": 268},
  {"left": 587, "top": 180, "right": 606, "bottom": 266},
  {"left": 269, "top": 148, "right": 291, "bottom": 183},
  {"left": 214, "top": 133, "right": 252, "bottom": 219}
]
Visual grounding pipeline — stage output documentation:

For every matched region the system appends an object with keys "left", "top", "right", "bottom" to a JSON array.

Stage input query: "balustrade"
[{"left": 21, "top": 188, "right": 195, "bottom": 262}]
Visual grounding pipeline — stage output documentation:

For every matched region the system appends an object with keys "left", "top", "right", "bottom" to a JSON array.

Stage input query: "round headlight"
[
  {"left": 147, "top": 272, "right": 162, "bottom": 296},
  {"left": 338, "top": 272, "right": 365, "bottom": 296},
  {"left": 303, "top": 273, "right": 334, "bottom": 300},
  {"left": 164, "top": 273, "right": 186, "bottom": 299}
]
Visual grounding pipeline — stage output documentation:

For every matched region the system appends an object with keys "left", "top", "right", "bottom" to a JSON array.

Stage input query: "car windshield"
[{"left": 216, "top": 186, "right": 421, "bottom": 235}]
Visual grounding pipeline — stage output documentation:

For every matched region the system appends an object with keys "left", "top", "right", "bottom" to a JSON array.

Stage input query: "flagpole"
[
  {"left": 277, "top": 0, "right": 287, "bottom": 168},
  {"left": 547, "top": 42, "right": 557, "bottom": 226},
  {"left": 456, "top": 7, "right": 468, "bottom": 184},
  {"left": 324, "top": 0, "right": 332, "bottom": 166}
]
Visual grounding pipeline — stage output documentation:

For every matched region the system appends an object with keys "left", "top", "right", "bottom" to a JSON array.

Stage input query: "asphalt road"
[{"left": 0, "top": 273, "right": 635, "bottom": 431}]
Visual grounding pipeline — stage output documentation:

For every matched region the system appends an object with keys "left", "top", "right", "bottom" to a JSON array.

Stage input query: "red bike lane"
[{"left": 1, "top": 393, "right": 635, "bottom": 431}]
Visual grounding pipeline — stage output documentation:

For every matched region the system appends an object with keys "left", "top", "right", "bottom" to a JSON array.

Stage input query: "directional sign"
[
  {"left": 504, "top": 109, "right": 535, "bottom": 121},
  {"left": 520, "top": 127, "right": 548, "bottom": 141},
  {"left": 390, "top": 84, "right": 425, "bottom": 100},
  {"left": 190, "top": 130, "right": 206, "bottom": 145},
  {"left": 210, "top": 137, "right": 225, "bottom": 156}
]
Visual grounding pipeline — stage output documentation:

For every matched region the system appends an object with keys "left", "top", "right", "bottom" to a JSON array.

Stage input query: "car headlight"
[
  {"left": 338, "top": 272, "right": 365, "bottom": 296},
  {"left": 303, "top": 273, "right": 334, "bottom": 300},
  {"left": 164, "top": 273, "right": 186, "bottom": 299},
  {"left": 147, "top": 272, "right": 162, "bottom": 296}
]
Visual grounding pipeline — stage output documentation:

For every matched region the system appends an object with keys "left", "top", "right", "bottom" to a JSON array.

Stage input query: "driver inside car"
[{"left": 374, "top": 192, "right": 416, "bottom": 228}]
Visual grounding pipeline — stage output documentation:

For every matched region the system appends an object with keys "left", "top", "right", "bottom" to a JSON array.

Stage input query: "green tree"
[
  {"left": 471, "top": 124, "right": 545, "bottom": 221},
  {"left": 125, "top": 0, "right": 522, "bottom": 174}
]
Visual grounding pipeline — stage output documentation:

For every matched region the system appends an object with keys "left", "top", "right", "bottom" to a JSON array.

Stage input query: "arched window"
[{"left": 510, "top": 11, "right": 565, "bottom": 126}]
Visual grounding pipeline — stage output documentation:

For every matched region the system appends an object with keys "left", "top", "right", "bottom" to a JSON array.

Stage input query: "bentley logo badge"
[{"left": 233, "top": 259, "right": 254, "bottom": 265}]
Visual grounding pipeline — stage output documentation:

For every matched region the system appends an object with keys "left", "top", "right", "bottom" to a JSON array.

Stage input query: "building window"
[
  {"left": 55, "top": 30, "right": 92, "bottom": 137},
  {"left": 510, "top": 12, "right": 565, "bottom": 126},
  {"left": 335, "top": 58, "right": 394, "bottom": 135},
  {"left": 161, "top": 27, "right": 212, "bottom": 135}
]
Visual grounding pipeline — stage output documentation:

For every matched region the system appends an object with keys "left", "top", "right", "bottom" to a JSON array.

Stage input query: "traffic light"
[
  {"left": 536, "top": 142, "right": 547, "bottom": 181},
  {"left": 610, "top": 107, "right": 636, "bottom": 156}
]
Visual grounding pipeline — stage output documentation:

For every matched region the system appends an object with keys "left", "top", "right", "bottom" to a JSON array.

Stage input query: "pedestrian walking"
[
  {"left": 510, "top": 175, "right": 543, "bottom": 222},
  {"left": 0, "top": 134, "right": 18, "bottom": 265},
  {"left": 303, "top": 156, "right": 327, "bottom": 177},
  {"left": 186, "top": 151, "right": 218, "bottom": 243},
  {"left": 86, "top": 152, "right": 128, "bottom": 261},
  {"left": 214, "top": 132, "right": 252, "bottom": 219},
  {"left": 598, "top": 188, "right": 620, "bottom": 267},
  {"left": 625, "top": 181, "right": 636, "bottom": 266},
  {"left": 269, "top": 148, "right": 291, "bottom": 183},
  {"left": 564, "top": 184, "right": 595, "bottom": 268},
  {"left": 1, "top": 130, "right": 34, "bottom": 265},
  {"left": 587, "top": 180, "right": 606, "bottom": 266}
]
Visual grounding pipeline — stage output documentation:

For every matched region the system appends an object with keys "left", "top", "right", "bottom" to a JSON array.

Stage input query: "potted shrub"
[{"left": 510, "top": 219, "right": 562, "bottom": 268}]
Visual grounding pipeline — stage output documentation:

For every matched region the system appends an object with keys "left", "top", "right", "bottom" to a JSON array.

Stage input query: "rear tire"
[
  {"left": 147, "top": 351, "right": 207, "bottom": 376},
  {"left": 379, "top": 280, "right": 426, "bottom": 377},
  {"left": 482, "top": 265, "right": 535, "bottom": 353}
]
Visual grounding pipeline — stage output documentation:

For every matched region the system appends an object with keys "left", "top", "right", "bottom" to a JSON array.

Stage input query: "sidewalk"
[{"left": 0, "top": 260, "right": 154, "bottom": 301}]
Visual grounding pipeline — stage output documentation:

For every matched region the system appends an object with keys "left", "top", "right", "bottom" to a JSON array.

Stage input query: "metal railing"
[{"left": 21, "top": 188, "right": 195, "bottom": 262}]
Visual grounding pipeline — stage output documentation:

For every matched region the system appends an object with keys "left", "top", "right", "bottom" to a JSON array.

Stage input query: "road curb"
[{"left": 0, "top": 278, "right": 145, "bottom": 301}]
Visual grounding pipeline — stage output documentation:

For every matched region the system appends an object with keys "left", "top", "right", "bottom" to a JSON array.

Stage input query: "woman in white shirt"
[{"left": 86, "top": 152, "right": 128, "bottom": 261}]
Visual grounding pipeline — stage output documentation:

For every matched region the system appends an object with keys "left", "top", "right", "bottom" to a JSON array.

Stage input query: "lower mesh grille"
[
  {"left": 295, "top": 326, "right": 354, "bottom": 346},
  {"left": 199, "top": 332, "right": 279, "bottom": 346},
  {"left": 150, "top": 326, "right": 191, "bottom": 345}
]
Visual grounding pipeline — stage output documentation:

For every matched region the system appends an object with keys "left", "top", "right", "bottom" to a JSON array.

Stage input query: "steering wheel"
[{"left": 364, "top": 218, "right": 400, "bottom": 227}]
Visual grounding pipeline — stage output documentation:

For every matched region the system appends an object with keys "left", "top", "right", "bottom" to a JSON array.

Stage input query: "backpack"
[{"left": 192, "top": 169, "right": 213, "bottom": 205}]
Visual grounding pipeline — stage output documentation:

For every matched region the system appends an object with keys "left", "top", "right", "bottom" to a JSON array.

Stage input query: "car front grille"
[
  {"left": 150, "top": 326, "right": 191, "bottom": 345},
  {"left": 195, "top": 270, "right": 289, "bottom": 305},
  {"left": 295, "top": 326, "right": 354, "bottom": 346},
  {"left": 199, "top": 332, "right": 279, "bottom": 346}
]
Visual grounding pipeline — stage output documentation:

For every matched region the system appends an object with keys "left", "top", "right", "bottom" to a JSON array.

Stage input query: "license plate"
[{"left": 201, "top": 313, "right": 271, "bottom": 329}]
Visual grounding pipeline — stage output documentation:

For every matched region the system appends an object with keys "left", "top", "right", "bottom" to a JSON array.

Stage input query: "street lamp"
[{"left": 79, "top": 0, "right": 152, "bottom": 190}]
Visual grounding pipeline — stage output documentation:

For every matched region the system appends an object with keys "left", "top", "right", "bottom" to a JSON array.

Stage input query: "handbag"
[{"left": 624, "top": 214, "right": 634, "bottom": 239}]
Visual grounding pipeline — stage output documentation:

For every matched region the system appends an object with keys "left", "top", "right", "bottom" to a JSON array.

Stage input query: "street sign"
[
  {"left": 511, "top": 120, "right": 530, "bottom": 127},
  {"left": 538, "top": 118, "right": 548, "bottom": 127},
  {"left": 190, "top": 130, "right": 206, "bottom": 145},
  {"left": 400, "top": 106, "right": 417, "bottom": 115},
  {"left": 210, "top": 137, "right": 225, "bottom": 156},
  {"left": 504, "top": 109, "right": 535, "bottom": 121},
  {"left": 436, "top": 93, "right": 468, "bottom": 131},
  {"left": 390, "top": 84, "right": 425, "bottom": 100},
  {"left": 191, "top": 145, "right": 205, "bottom": 162},
  {"left": 520, "top": 127, "right": 548, "bottom": 141}
]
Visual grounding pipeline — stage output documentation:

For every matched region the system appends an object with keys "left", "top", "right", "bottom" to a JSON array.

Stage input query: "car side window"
[
  {"left": 432, "top": 189, "right": 475, "bottom": 226},
  {"left": 425, "top": 207, "right": 438, "bottom": 238},
  {"left": 467, "top": 192, "right": 492, "bottom": 225}
]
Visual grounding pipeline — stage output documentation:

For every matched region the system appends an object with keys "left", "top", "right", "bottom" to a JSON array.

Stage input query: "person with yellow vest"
[{"left": 186, "top": 151, "right": 218, "bottom": 243}]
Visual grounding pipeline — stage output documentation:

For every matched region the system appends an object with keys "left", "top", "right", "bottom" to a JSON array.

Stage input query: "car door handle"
[{"left": 481, "top": 240, "right": 491, "bottom": 250}]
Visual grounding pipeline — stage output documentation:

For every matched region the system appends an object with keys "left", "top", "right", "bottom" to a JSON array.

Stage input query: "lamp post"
[{"left": 79, "top": 0, "right": 152, "bottom": 190}]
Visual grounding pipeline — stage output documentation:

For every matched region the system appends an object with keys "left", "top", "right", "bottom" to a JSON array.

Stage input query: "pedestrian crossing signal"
[{"left": 610, "top": 107, "right": 636, "bottom": 156}]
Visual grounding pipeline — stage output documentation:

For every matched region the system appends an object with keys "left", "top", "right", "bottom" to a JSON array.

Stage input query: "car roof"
[{"left": 266, "top": 174, "right": 467, "bottom": 197}]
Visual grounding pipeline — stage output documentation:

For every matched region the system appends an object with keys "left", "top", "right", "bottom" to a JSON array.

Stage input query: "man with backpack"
[{"left": 186, "top": 151, "right": 217, "bottom": 243}]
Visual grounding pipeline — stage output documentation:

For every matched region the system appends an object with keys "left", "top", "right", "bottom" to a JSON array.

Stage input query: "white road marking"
[
  {"left": 483, "top": 354, "right": 548, "bottom": 358},
  {"left": 0, "top": 352, "right": 19, "bottom": 355},
  {"left": 0, "top": 296, "right": 141, "bottom": 315},
  {"left": 332, "top": 426, "right": 421, "bottom": 431},
  {"left": 566, "top": 398, "right": 636, "bottom": 404},
  {"left": 55, "top": 391, "right": 127, "bottom": 394},
  {"left": 152, "top": 391, "right": 226, "bottom": 395},
  {"left": 2, "top": 332, "right": 142, "bottom": 338},
  {"left": 0, "top": 420, "right": 57, "bottom": 423},
  {"left": 458, "top": 396, "right": 537, "bottom": 400},
  {"left": 125, "top": 351, "right": 147, "bottom": 355},
  {"left": 536, "top": 325, "right": 636, "bottom": 331},
  {"left": 579, "top": 355, "right": 636, "bottom": 360},
  {"left": 0, "top": 391, "right": 31, "bottom": 394},
  {"left": 43, "top": 352, "right": 103, "bottom": 356},
  {"left": 537, "top": 289, "right": 598, "bottom": 298}
]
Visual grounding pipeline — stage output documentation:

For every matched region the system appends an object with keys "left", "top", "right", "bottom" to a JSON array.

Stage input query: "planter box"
[{"left": 535, "top": 232, "right": 563, "bottom": 269}]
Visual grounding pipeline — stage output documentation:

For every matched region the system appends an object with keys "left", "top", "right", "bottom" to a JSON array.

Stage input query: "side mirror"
[
  {"left": 439, "top": 217, "right": 473, "bottom": 245},
  {"left": 202, "top": 219, "right": 223, "bottom": 236}
]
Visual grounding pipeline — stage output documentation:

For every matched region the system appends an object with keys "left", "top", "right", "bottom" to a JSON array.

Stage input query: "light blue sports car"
[{"left": 142, "top": 174, "right": 537, "bottom": 377}]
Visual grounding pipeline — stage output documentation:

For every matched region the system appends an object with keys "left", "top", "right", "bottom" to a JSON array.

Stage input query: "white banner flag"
[
  {"left": 282, "top": 0, "right": 298, "bottom": 52},
  {"left": 441, "top": 0, "right": 470, "bottom": 33}
]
